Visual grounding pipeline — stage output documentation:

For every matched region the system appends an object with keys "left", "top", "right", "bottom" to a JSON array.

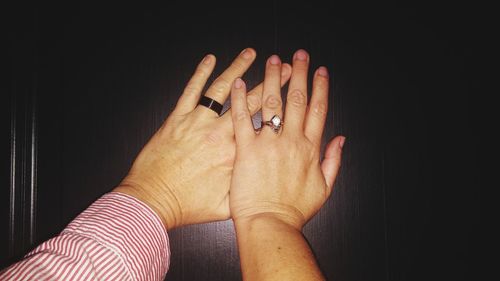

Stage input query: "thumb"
[{"left": 321, "top": 136, "right": 345, "bottom": 195}]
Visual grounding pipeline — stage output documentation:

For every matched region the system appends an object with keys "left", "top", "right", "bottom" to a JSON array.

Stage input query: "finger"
[
  {"left": 304, "top": 66, "right": 329, "bottom": 145},
  {"left": 248, "top": 63, "right": 292, "bottom": 115},
  {"left": 261, "top": 55, "right": 283, "bottom": 136},
  {"left": 219, "top": 63, "right": 292, "bottom": 130},
  {"left": 321, "top": 136, "right": 345, "bottom": 195},
  {"left": 173, "top": 54, "right": 216, "bottom": 115},
  {"left": 231, "top": 78, "right": 255, "bottom": 146},
  {"left": 284, "top": 49, "right": 310, "bottom": 135},
  {"left": 201, "top": 48, "right": 256, "bottom": 116}
]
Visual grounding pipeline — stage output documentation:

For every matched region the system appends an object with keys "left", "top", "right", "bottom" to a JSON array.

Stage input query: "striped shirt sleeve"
[{"left": 0, "top": 192, "right": 170, "bottom": 281}]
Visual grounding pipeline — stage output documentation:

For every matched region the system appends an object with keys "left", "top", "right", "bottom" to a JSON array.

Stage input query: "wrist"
[
  {"left": 234, "top": 212, "right": 304, "bottom": 232},
  {"left": 114, "top": 179, "right": 181, "bottom": 230}
]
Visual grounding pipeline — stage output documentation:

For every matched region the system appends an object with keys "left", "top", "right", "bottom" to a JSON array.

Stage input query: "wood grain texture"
[{"left": 3, "top": 2, "right": 476, "bottom": 281}]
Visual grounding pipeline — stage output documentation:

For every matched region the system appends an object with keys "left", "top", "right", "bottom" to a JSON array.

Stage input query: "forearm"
[
  {"left": 0, "top": 192, "right": 170, "bottom": 281},
  {"left": 234, "top": 214, "right": 325, "bottom": 281}
]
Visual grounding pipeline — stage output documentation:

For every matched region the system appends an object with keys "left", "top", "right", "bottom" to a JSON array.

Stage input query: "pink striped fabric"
[{"left": 0, "top": 192, "right": 170, "bottom": 281}]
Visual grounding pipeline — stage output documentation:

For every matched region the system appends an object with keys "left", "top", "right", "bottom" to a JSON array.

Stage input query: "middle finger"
[{"left": 284, "top": 49, "right": 310, "bottom": 135}]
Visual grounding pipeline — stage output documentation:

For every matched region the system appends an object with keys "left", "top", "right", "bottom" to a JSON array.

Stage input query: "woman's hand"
[
  {"left": 114, "top": 48, "right": 292, "bottom": 230},
  {"left": 229, "top": 50, "right": 345, "bottom": 230}
]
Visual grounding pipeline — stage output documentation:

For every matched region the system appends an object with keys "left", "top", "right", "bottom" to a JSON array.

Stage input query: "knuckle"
[
  {"left": 231, "top": 59, "right": 247, "bottom": 71},
  {"left": 314, "top": 78, "right": 329, "bottom": 91},
  {"left": 184, "top": 82, "right": 201, "bottom": 95},
  {"left": 294, "top": 63, "right": 308, "bottom": 72},
  {"left": 312, "top": 102, "right": 328, "bottom": 117},
  {"left": 210, "top": 77, "right": 231, "bottom": 94},
  {"left": 288, "top": 90, "right": 307, "bottom": 107},
  {"left": 246, "top": 95, "right": 261, "bottom": 111},
  {"left": 264, "top": 95, "right": 282, "bottom": 109},
  {"left": 233, "top": 111, "right": 249, "bottom": 121},
  {"left": 194, "top": 67, "right": 208, "bottom": 78}
]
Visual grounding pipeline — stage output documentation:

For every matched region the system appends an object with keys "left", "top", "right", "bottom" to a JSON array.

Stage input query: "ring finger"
[
  {"left": 260, "top": 55, "right": 283, "bottom": 136},
  {"left": 198, "top": 48, "right": 257, "bottom": 117}
]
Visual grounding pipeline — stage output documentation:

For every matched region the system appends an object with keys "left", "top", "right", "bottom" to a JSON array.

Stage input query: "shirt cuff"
[{"left": 62, "top": 191, "right": 170, "bottom": 281}]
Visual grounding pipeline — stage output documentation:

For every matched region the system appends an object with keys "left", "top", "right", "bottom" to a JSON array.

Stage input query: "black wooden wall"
[{"left": 3, "top": 2, "right": 477, "bottom": 281}]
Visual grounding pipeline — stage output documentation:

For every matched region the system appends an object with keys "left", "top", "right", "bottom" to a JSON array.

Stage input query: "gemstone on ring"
[
  {"left": 271, "top": 115, "right": 281, "bottom": 127},
  {"left": 261, "top": 114, "right": 283, "bottom": 133}
]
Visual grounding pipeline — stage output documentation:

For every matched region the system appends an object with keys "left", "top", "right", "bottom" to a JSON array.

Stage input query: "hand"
[
  {"left": 114, "top": 48, "right": 292, "bottom": 230},
  {"left": 229, "top": 50, "right": 345, "bottom": 230}
]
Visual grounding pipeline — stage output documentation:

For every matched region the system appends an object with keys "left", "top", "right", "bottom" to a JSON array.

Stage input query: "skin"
[
  {"left": 113, "top": 48, "right": 344, "bottom": 280},
  {"left": 230, "top": 50, "right": 345, "bottom": 281},
  {"left": 114, "top": 48, "right": 292, "bottom": 230}
]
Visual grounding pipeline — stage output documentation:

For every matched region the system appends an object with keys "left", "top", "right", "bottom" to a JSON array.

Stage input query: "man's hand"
[{"left": 114, "top": 48, "right": 292, "bottom": 230}]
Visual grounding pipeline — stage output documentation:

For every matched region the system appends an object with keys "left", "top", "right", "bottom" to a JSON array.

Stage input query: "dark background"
[{"left": 3, "top": 2, "right": 478, "bottom": 281}]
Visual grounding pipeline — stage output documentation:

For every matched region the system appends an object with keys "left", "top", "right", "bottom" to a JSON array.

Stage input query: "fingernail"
[
  {"left": 269, "top": 55, "right": 281, "bottom": 65},
  {"left": 234, "top": 78, "right": 244, "bottom": 89},
  {"left": 241, "top": 48, "right": 253, "bottom": 59},
  {"left": 203, "top": 55, "right": 212, "bottom": 64},
  {"left": 339, "top": 136, "right": 346, "bottom": 149},
  {"left": 318, "top": 66, "right": 328, "bottom": 77},
  {"left": 294, "top": 49, "right": 308, "bottom": 61}
]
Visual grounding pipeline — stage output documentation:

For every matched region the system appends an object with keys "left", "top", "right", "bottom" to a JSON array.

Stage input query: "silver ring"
[{"left": 261, "top": 115, "right": 283, "bottom": 133}]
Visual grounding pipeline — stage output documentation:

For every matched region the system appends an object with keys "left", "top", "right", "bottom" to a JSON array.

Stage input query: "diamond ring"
[{"left": 261, "top": 115, "right": 283, "bottom": 133}]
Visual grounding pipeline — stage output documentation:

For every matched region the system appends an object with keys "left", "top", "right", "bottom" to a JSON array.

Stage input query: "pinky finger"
[
  {"left": 231, "top": 78, "right": 255, "bottom": 146},
  {"left": 321, "top": 136, "right": 345, "bottom": 196}
]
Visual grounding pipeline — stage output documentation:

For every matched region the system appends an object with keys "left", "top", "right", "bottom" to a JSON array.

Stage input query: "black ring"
[{"left": 198, "top": 96, "right": 223, "bottom": 116}]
